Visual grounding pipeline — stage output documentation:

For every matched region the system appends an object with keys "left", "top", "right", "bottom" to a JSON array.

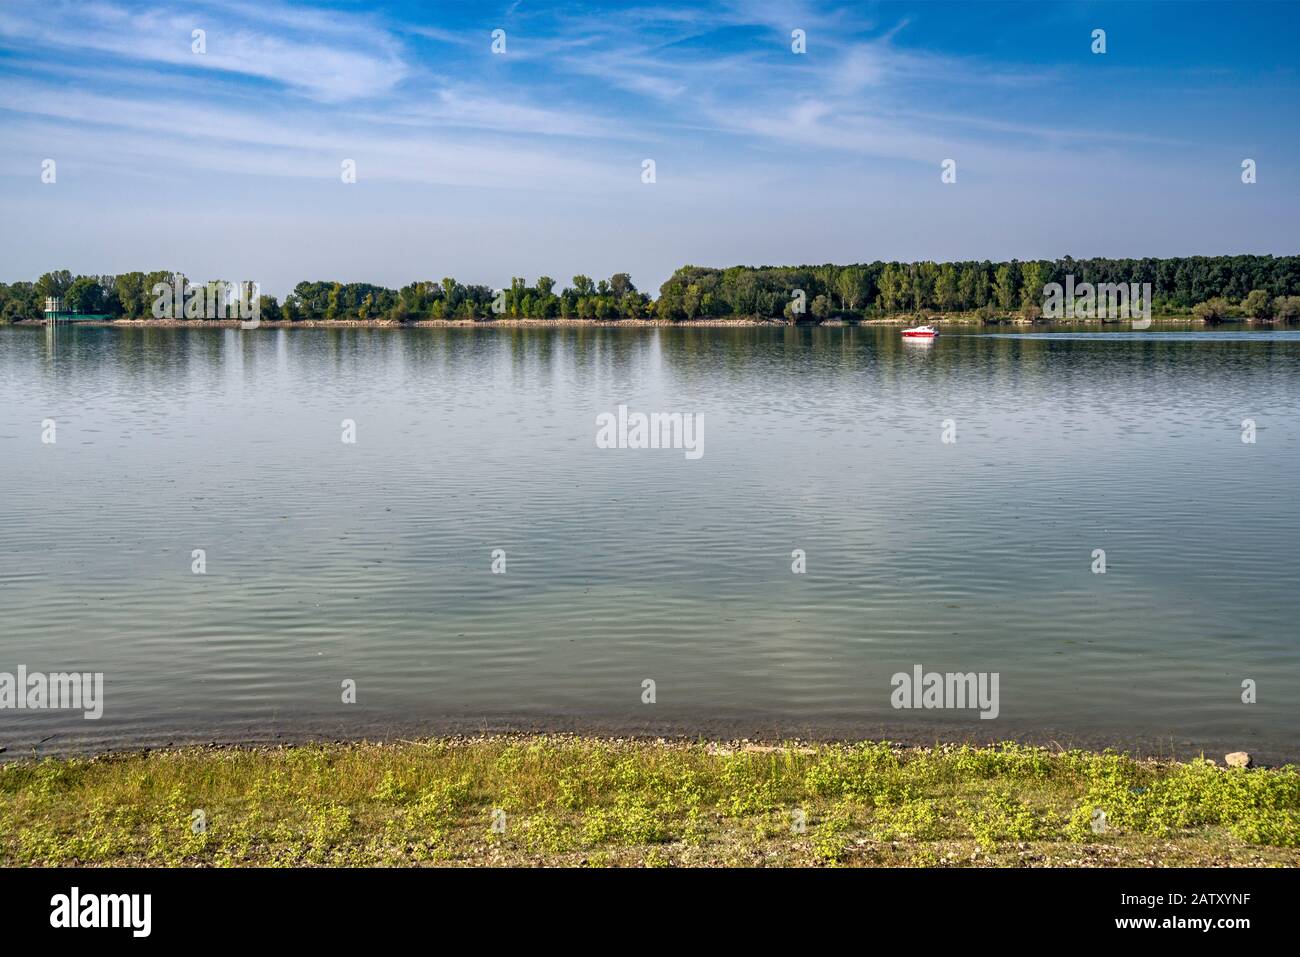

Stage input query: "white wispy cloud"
[
  {"left": 0, "top": 0, "right": 407, "bottom": 101},
  {"left": 0, "top": 81, "right": 629, "bottom": 191}
]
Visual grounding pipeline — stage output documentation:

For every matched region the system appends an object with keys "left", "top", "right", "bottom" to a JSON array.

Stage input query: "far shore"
[{"left": 15, "top": 314, "right": 1253, "bottom": 330}]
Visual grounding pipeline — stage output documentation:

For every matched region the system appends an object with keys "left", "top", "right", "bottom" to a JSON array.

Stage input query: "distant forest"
[{"left": 4, "top": 255, "right": 1300, "bottom": 323}]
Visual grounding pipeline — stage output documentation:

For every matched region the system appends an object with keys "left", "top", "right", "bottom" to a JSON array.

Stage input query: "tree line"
[
  {"left": 4, "top": 255, "right": 1299, "bottom": 324},
  {"left": 0, "top": 271, "right": 651, "bottom": 323},
  {"left": 654, "top": 255, "right": 1300, "bottom": 321}
]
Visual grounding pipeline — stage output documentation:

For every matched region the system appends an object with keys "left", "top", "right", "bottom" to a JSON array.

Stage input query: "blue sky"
[{"left": 1, "top": 0, "right": 1297, "bottom": 297}]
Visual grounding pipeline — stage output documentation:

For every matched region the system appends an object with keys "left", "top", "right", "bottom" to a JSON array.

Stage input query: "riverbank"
[
  {"left": 20, "top": 317, "right": 782, "bottom": 328},
  {"left": 2, "top": 736, "right": 1295, "bottom": 867},
  {"left": 16, "top": 314, "right": 1244, "bottom": 329}
]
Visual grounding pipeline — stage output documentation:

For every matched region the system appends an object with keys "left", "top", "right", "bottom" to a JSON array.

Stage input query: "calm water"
[{"left": 2, "top": 323, "right": 1298, "bottom": 761}]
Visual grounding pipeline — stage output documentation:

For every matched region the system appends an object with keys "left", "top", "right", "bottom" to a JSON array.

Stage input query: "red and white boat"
[{"left": 902, "top": 324, "right": 938, "bottom": 339}]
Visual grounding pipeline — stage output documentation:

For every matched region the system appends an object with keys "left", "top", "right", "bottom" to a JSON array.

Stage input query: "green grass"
[{"left": 1, "top": 737, "right": 1296, "bottom": 867}]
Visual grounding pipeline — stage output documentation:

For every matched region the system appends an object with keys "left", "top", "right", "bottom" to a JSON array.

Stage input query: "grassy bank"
[{"left": 2, "top": 737, "right": 1297, "bottom": 867}]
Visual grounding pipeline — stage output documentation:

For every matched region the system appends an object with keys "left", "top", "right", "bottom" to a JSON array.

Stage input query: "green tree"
[
  {"left": 682, "top": 284, "right": 702, "bottom": 319},
  {"left": 1192, "top": 297, "right": 1232, "bottom": 323},
  {"left": 936, "top": 263, "right": 960, "bottom": 312},
  {"left": 1273, "top": 296, "right": 1300, "bottom": 321},
  {"left": 835, "top": 267, "right": 867, "bottom": 311},
  {"left": 878, "top": 264, "right": 906, "bottom": 313},
  {"left": 113, "top": 272, "right": 146, "bottom": 318},
  {"left": 1019, "top": 261, "right": 1045, "bottom": 308},
  {"left": 259, "top": 294, "right": 280, "bottom": 320},
  {"left": 957, "top": 263, "right": 984, "bottom": 309},
  {"left": 35, "top": 270, "right": 73, "bottom": 302},
  {"left": 609, "top": 273, "right": 635, "bottom": 299},
  {"left": 1242, "top": 288, "right": 1271, "bottom": 319},
  {"left": 994, "top": 262, "right": 1020, "bottom": 311},
  {"left": 64, "top": 275, "right": 103, "bottom": 314},
  {"left": 325, "top": 283, "right": 341, "bottom": 321},
  {"left": 910, "top": 262, "right": 937, "bottom": 311}
]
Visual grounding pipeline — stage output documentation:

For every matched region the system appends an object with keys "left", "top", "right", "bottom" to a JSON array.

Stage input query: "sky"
[{"left": 0, "top": 0, "right": 1297, "bottom": 298}]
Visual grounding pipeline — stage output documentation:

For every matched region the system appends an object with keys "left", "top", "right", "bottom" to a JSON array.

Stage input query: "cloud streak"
[{"left": 0, "top": 0, "right": 408, "bottom": 101}]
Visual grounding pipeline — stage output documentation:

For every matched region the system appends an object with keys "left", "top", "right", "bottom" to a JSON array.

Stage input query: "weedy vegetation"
[{"left": 1, "top": 737, "right": 1296, "bottom": 867}]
